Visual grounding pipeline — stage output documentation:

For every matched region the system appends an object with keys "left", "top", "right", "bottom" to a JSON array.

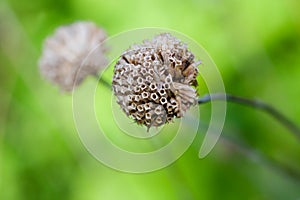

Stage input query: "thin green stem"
[
  {"left": 198, "top": 93, "right": 300, "bottom": 141},
  {"left": 220, "top": 135, "right": 300, "bottom": 183}
]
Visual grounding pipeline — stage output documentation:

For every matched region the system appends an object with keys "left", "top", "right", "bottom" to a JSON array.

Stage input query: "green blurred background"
[{"left": 1, "top": 0, "right": 300, "bottom": 199}]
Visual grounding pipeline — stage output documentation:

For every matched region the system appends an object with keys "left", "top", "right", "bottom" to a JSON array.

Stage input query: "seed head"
[
  {"left": 39, "top": 21, "right": 107, "bottom": 92},
  {"left": 112, "top": 33, "right": 201, "bottom": 129}
]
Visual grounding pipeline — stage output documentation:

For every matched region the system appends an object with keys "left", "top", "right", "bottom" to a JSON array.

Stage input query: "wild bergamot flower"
[
  {"left": 112, "top": 33, "right": 201, "bottom": 129},
  {"left": 39, "top": 21, "right": 107, "bottom": 92}
]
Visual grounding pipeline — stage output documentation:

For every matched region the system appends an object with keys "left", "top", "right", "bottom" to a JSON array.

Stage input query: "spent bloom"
[
  {"left": 39, "top": 21, "right": 107, "bottom": 92},
  {"left": 112, "top": 33, "right": 201, "bottom": 129}
]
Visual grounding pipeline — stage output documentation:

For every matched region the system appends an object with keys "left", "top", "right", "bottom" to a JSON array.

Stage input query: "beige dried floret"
[
  {"left": 39, "top": 21, "right": 107, "bottom": 92},
  {"left": 112, "top": 33, "right": 201, "bottom": 129}
]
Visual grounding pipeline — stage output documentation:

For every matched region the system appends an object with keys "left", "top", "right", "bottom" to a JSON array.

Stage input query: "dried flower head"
[
  {"left": 39, "top": 21, "right": 107, "bottom": 91},
  {"left": 112, "top": 33, "right": 201, "bottom": 129}
]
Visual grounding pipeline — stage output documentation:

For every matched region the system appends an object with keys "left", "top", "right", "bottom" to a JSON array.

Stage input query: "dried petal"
[{"left": 39, "top": 21, "right": 107, "bottom": 91}]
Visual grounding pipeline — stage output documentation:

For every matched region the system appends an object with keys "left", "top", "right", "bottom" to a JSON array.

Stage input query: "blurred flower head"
[
  {"left": 39, "top": 21, "right": 107, "bottom": 92},
  {"left": 112, "top": 33, "right": 201, "bottom": 129}
]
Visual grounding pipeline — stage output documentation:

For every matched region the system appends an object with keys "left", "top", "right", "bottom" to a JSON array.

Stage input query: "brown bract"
[
  {"left": 39, "top": 21, "right": 107, "bottom": 92},
  {"left": 112, "top": 33, "right": 201, "bottom": 129}
]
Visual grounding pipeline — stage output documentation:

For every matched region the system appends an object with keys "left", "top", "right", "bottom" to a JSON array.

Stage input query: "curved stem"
[
  {"left": 220, "top": 135, "right": 300, "bottom": 183},
  {"left": 198, "top": 93, "right": 300, "bottom": 140}
]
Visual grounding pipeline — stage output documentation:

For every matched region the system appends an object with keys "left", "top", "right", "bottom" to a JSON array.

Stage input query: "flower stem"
[
  {"left": 198, "top": 93, "right": 300, "bottom": 140},
  {"left": 220, "top": 135, "right": 300, "bottom": 183}
]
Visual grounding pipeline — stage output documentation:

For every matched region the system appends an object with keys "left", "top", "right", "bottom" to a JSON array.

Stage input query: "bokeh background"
[{"left": 1, "top": 0, "right": 300, "bottom": 199}]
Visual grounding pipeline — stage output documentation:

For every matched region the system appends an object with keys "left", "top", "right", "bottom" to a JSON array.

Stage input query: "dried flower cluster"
[
  {"left": 39, "top": 21, "right": 107, "bottom": 91},
  {"left": 112, "top": 33, "right": 201, "bottom": 129}
]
